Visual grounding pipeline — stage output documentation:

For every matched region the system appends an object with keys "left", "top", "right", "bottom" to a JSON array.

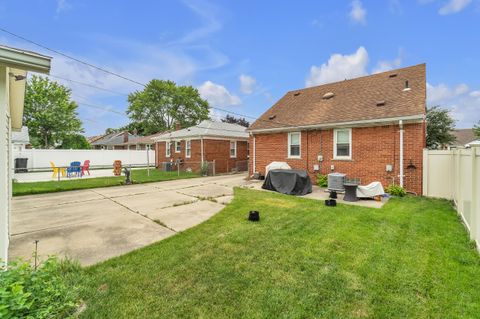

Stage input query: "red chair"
[{"left": 81, "top": 160, "right": 90, "bottom": 176}]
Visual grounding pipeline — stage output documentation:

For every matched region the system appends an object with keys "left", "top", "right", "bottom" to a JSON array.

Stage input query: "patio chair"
[
  {"left": 67, "top": 161, "right": 82, "bottom": 178},
  {"left": 50, "top": 161, "right": 66, "bottom": 179},
  {"left": 81, "top": 160, "right": 91, "bottom": 176}
]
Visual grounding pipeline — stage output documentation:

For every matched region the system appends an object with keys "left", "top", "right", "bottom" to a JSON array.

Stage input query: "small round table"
[{"left": 343, "top": 183, "right": 359, "bottom": 202}]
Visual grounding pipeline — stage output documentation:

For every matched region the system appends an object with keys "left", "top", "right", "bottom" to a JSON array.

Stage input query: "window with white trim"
[
  {"left": 288, "top": 132, "right": 301, "bottom": 158},
  {"left": 185, "top": 140, "right": 191, "bottom": 158},
  {"left": 334, "top": 128, "right": 352, "bottom": 160},
  {"left": 175, "top": 141, "right": 181, "bottom": 153},
  {"left": 165, "top": 142, "right": 171, "bottom": 157},
  {"left": 230, "top": 141, "right": 237, "bottom": 158}
]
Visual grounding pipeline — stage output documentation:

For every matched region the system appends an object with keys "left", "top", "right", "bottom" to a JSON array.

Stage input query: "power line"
[
  {"left": 48, "top": 74, "right": 129, "bottom": 96},
  {"left": 1, "top": 27, "right": 292, "bottom": 128},
  {"left": 0, "top": 27, "right": 145, "bottom": 87}
]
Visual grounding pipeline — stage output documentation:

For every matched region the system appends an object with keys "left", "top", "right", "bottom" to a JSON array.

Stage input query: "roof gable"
[{"left": 249, "top": 64, "right": 426, "bottom": 131}]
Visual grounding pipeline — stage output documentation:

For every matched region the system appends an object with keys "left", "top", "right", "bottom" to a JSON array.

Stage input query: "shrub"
[
  {"left": 386, "top": 184, "right": 407, "bottom": 197},
  {"left": 316, "top": 174, "right": 328, "bottom": 187},
  {"left": 201, "top": 162, "right": 209, "bottom": 176},
  {"left": 0, "top": 256, "right": 83, "bottom": 318}
]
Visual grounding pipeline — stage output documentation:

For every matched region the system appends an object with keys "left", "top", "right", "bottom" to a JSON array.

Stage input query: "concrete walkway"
[{"left": 9, "top": 173, "right": 248, "bottom": 266}]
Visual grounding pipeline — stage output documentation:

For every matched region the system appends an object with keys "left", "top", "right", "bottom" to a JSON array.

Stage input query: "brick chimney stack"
[
  {"left": 175, "top": 123, "right": 182, "bottom": 131},
  {"left": 123, "top": 131, "right": 129, "bottom": 143}
]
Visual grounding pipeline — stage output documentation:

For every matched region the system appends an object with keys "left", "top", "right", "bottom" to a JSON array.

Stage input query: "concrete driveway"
[{"left": 10, "top": 173, "right": 247, "bottom": 266}]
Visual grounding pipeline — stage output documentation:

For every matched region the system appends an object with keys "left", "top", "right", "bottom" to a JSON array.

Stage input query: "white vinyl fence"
[
  {"left": 423, "top": 147, "right": 480, "bottom": 248},
  {"left": 14, "top": 148, "right": 155, "bottom": 170}
]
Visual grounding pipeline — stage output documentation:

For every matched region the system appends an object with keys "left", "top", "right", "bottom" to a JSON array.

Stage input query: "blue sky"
[{"left": 0, "top": 0, "right": 479, "bottom": 135}]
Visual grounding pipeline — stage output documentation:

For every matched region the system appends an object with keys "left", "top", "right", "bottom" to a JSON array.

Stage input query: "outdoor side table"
[{"left": 343, "top": 183, "right": 359, "bottom": 202}]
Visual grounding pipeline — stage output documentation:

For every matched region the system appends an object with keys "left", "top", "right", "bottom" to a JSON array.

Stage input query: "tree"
[
  {"left": 127, "top": 80, "right": 210, "bottom": 135},
  {"left": 24, "top": 76, "right": 84, "bottom": 148},
  {"left": 474, "top": 121, "right": 480, "bottom": 139},
  {"left": 221, "top": 114, "right": 250, "bottom": 127},
  {"left": 426, "top": 106, "right": 456, "bottom": 149},
  {"left": 57, "top": 134, "right": 91, "bottom": 149}
]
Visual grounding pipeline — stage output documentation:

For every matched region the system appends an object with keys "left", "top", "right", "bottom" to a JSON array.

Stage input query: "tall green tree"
[
  {"left": 221, "top": 114, "right": 250, "bottom": 127},
  {"left": 127, "top": 80, "right": 210, "bottom": 135},
  {"left": 426, "top": 106, "right": 456, "bottom": 149},
  {"left": 57, "top": 134, "right": 91, "bottom": 149},
  {"left": 24, "top": 76, "right": 84, "bottom": 148},
  {"left": 474, "top": 121, "right": 480, "bottom": 139}
]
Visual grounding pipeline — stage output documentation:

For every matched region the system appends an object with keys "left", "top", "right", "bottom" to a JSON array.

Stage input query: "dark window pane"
[
  {"left": 336, "top": 143, "right": 349, "bottom": 156},
  {"left": 290, "top": 145, "right": 300, "bottom": 156}
]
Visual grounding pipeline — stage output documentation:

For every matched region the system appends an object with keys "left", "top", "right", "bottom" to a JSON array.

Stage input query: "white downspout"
[
  {"left": 200, "top": 137, "right": 204, "bottom": 165},
  {"left": 252, "top": 134, "right": 256, "bottom": 174},
  {"left": 399, "top": 120, "right": 404, "bottom": 187}
]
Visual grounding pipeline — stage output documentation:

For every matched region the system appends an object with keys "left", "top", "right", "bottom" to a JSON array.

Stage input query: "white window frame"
[
  {"left": 287, "top": 132, "right": 301, "bottom": 159},
  {"left": 185, "top": 140, "right": 191, "bottom": 158},
  {"left": 165, "top": 141, "right": 171, "bottom": 157},
  {"left": 175, "top": 141, "right": 181, "bottom": 153},
  {"left": 333, "top": 128, "right": 352, "bottom": 160},
  {"left": 230, "top": 140, "right": 237, "bottom": 158}
]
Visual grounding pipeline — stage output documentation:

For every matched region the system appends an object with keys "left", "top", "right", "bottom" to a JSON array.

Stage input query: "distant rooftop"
[{"left": 153, "top": 120, "right": 248, "bottom": 141}]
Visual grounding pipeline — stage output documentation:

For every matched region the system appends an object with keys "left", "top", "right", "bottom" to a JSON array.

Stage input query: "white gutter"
[
  {"left": 247, "top": 114, "right": 425, "bottom": 134},
  {"left": 399, "top": 120, "right": 404, "bottom": 187}
]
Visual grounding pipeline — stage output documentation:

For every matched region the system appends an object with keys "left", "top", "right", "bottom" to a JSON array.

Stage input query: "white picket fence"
[
  {"left": 423, "top": 147, "right": 480, "bottom": 249},
  {"left": 14, "top": 148, "right": 155, "bottom": 170}
]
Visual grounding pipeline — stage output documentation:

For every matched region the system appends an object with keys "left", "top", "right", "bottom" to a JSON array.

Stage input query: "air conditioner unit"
[{"left": 328, "top": 173, "right": 346, "bottom": 192}]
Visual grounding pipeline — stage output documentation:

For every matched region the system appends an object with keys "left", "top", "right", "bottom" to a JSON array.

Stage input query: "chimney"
[
  {"left": 175, "top": 123, "right": 182, "bottom": 131},
  {"left": 123, "top": 131, "right": 129, "bottom": 143}
]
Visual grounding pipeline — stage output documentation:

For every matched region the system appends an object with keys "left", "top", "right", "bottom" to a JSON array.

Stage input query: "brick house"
[
  {"left": 90, "top": 131, "right": 139, "bottom": 150},
  {"left": 248, "top": 64, "right": 426, "bottom": 194},
  {"left": 153, "top": 120, "right": 249, "bottom": 174},
  {"left": 121, "top": 132, "right": 164, "bottom": 150}
]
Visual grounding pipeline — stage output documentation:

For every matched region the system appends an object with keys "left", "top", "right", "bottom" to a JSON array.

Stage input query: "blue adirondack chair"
[{"left": 67, "top": 161, "right": 82, "bottom": 178}]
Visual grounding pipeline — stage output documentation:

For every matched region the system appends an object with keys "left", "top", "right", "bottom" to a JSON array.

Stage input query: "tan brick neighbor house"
[
  {"left": 248, "top": 64, "right": 427, "bottom": 195},
  {"left": 153, "top": 120, "right": 249, "bottom": 174}
]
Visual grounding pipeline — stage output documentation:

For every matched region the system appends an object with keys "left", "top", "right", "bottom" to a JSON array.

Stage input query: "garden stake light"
[{"left": 248, "top": 211, "right": 260, "bottom": 221}]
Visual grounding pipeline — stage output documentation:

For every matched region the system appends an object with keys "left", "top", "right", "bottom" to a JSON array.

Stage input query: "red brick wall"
[
  {"left": 249, "top": 123, "right": 425, "bottom": 194},
  {"left": 156, "top": 139, "right": 249, "bottom": 173}
]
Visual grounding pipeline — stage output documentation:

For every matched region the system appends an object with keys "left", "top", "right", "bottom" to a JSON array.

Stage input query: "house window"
[
  {"left": 165, "top": 142, "right": 171, "bottom": 157},
  {"left": 185, "top": 140, "right": 191, "bottom": 158},
  {"left": 288, "top": 132, "right": 301, "bottom": 158},
  {"left": 334, "top": 128, "right": 352, "bottom": 160},
  {"left": 175, "top": 141, "right": 181, "bottom": 153},
  {"left": 146, "top": 144, "right": 152, "bottom": 150},
  {"left": 230, "top": 141, "right": 237, "bottom": 158}
]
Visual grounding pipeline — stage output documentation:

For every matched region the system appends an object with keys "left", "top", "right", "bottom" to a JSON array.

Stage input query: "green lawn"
[
  {"left": 12, "top": 169, "right": 199, "bottom": 196},
  {"left": 77, "top": 188, "right": 480, "bottom": 318}
]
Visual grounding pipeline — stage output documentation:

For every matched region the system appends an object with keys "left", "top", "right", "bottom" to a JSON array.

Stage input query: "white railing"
[
  {"left": 14, "top": 148, "right": 155, "bottom": 170},
  {"left": 423, "top": 147, "right": 480, "bottom": 249}
]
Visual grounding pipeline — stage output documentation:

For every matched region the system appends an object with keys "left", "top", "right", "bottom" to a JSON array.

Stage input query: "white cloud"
[
  {"left": 56, "top": 0, "right": 72, "bottom": 14},
  {"left": 349, "top": 0, "right": 367, "bottom": 24},
  {"left": 306, "top": 46, "right": 368, "bottom": 87},
  {"left": 427, "top": 82, "right": 480, "bottom": 128},
  {"left": 198, "top": 81, "right": 241, "bottom": 107},
  {"left": 239, "top": 74, "right": 256, "bottom": 94},
  {"left": 470, "top": 90, "right": 480, "bottom": 98},
  {"left": 373, "top": 56, "right": 402, "bottom": 74},
  {"left": 439, "top": 0, "right": 471, "bottom": 15}
]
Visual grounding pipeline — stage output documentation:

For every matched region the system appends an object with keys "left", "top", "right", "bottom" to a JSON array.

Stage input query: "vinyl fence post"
[
  {"left": 471, "top": 147, "right": 478, "bottom": 244},
  {"left": 422, "top": 148, "right": 428, "bottom": 196}
]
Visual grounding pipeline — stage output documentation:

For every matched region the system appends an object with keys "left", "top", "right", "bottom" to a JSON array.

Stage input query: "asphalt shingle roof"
[
  {"left": 153, "top": 120, "right": 248, "bottom": 141},
  {"left": 249, "top": 64, "right": 426, "bottom": 131}
]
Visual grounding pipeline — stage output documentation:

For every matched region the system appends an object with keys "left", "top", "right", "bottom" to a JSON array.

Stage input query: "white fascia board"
[
  {"left": 0, "top": 45, "right": 51, "bottom": 74},
  {"left": 247, "top": 114, "right": 425, "bottom": 134}
]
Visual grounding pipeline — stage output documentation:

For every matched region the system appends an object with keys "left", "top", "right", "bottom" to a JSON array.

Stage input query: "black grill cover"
[{"left": 262, "top": 169, "right": 312, "bottom": 195}]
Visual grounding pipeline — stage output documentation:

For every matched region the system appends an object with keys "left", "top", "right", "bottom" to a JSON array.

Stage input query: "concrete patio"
[{"left": 10, "top": 173, "right": 247, "bottom": 266}]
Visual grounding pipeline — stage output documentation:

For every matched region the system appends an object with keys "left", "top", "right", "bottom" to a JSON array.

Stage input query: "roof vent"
[
  {"left": 268, "top": 115, "right": 276, "bottom": 120},
  {"left": 376, "top": 100, "right": 386, "bottom": 106},
  {"left": 389, "top": 73, "right": 398, "bottom": 78},
  {"left": 293, "top": 92, "right": 301, "bottom": 96},
  {"left": 322, "top": 92, "right": 335, "bottom": 99}
]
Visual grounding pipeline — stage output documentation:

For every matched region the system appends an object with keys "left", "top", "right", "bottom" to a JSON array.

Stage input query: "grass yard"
[
  {"left": 77, "top": 188, "right": 480, "bottom": 318},
  {"left": 12, "top": 169, "right": 199, "bottom": 196}
]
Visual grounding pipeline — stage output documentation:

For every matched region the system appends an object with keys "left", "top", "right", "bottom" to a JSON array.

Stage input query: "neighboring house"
[
  {"left": 153, "top": 120, "right": 249, "bottom": 173},
  {"left": 121, "top": 132, "right": 164, "bottom": 150},
  {"left": 248, "top": 64, "right": 426, "bottom": 195},
  {"left": 0, "top": 45, "right": 51, "bottom": 263},
  {"left": 90, "top": 131, "right": 139, "bottom": 150},
  {"left": 451, "top": 128, "right": 477, "bottom": 148},
  {"left": 11, "top": 126, "right": 31, "bottom": 152}
]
